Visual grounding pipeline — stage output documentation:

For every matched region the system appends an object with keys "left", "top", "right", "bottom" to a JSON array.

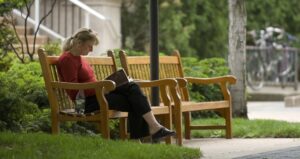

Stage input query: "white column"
[
  {"left": 35, "top": 0, "right": 40, "bottom": 35},
  {"left": 85, "top": 12, "right": 90, "bottom": 28}
]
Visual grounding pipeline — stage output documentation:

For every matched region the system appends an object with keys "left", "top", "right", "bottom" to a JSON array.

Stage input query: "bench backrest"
[
  {"left": 38, "top": 49, "right": 117, "bottom": 112},
  {"left": 119, "top": 50, "right": 189, "bottom": 101}
]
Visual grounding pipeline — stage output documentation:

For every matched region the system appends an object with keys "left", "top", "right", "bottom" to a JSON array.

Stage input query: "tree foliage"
[
  {"left": 158, "top": 1, "right": 196, "bottom": 56},
  {"left": 121, "top": 0, "right": 197, "bottom": 56},
  {"left": 0, "top": 0, "right": 26, "bottom": 14},
  {"left": 121, "top": 0, "right": 150, "bottom": 52},
  {"left": 121, "top": 0, "right": 300, "bottom": 59},
  {"left": 121, "top": 0, "right": 229, "bottom": 58}
]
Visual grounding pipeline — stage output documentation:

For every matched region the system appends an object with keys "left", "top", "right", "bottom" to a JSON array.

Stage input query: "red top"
[{"left": 57, "top": 52, "right": 97, "bottom": 100}]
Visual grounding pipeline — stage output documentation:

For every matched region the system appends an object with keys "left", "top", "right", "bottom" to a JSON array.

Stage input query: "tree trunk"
[{"left": 228, "top": 0, "right": 247, "bottom": 117}]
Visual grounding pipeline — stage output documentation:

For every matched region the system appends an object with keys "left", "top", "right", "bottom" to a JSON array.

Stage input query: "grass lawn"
[
  {"left": 1, "top": 118, "right": 298, "bottom": 159},
  {"left": 0, "top": 132, "right": 200, "bottom": 159},
  {"left": 192, "top": 118, "right": 300, "bottom": 138}
]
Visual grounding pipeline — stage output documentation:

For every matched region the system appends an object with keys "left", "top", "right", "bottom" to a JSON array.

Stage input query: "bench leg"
[
  {"left": 225, "top": 108, "right": 232, "bottom": 139},
  {"left": 119, "top": 118, "right": 128, "bottom": 139},
  {"left": 161, "top": 114, "right": 172, "bottom": 144},
  {"left": 174, "top": 111, "right": 183, "bottom": 146},
  {"left": 51, "top": 116, "right": 60, "bottom": 134},
  {"left": 184, "top": 112, "right": 191, "bottom": 140},
  {"left": 100, "top": 117, "right": 110, "bottom": 139}
]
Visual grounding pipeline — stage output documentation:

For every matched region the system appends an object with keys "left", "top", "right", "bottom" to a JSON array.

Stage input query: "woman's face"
[{"left": 79, "top": 40, "right": 95, "bottom": 55}]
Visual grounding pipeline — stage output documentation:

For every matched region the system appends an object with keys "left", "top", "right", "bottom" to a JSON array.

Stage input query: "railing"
[
  {"left": 246, "top": 46, "right": 298, "bottom": 90},
  {"left": 12, "top": 0, "right": 120, "bottom": 42}
]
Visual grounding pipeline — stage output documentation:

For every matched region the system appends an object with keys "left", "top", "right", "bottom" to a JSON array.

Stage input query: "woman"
[{"left": 57, "top": 28, "right": 175, "bottom": 141}]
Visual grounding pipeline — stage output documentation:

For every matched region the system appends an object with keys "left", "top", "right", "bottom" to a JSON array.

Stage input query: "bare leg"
[{"left": 142, "top": 111, "right": 162, "bottom": 134}]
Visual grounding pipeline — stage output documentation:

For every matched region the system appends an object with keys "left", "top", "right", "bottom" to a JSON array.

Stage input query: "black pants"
[{"left": 85, "top": 82, "right": 151, "bottom": 139}]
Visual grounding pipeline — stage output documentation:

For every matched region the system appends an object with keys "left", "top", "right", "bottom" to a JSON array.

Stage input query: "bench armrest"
[
  {"left": 185, "top": 75, "right": 237, "bottom": 85},
  {"left": 185, "top": 75, "right": 237, "bottom": 101},
  {"left": 135, "top": 78, "right": 177, "bottom": 88},
  {"left": 175, "top": 78, "right": 188, "bottom": 88}
]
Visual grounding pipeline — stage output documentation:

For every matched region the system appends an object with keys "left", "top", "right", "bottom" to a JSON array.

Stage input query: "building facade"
[{"left": 15, "top": 0, "right": 122, "bottom": 55}]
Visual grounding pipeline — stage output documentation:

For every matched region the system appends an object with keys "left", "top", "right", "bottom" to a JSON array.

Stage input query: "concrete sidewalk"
[
  {"left": 184, "top": 138, "right": 300, "bottom": 159},
  {"left": 183, "top": 101, "right": 300, "bottom": 159},
  {"left": 248, "top": 101, "right": 300, "bottom": 122}
]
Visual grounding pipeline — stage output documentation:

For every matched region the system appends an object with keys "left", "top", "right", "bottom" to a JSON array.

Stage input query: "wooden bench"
[
  {"left": 119, "top": 50, "right": 237, "bottom": 146},
  {"left": 38, "top": 48, "right": 180, "bottom": 144}
]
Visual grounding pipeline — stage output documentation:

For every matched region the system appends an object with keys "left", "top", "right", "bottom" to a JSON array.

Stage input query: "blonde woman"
[{"left": 57, "top": 28, "right": 175, "bottom": 141}]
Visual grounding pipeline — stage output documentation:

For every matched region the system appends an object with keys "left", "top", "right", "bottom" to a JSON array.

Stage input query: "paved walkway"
[
  {"left": 184, "top": 138, "right": 300, "bottom": 159},
  {"left": 183, "top": 101, "right": 300, "bottom": 159},
  {"left": 248, "top": 101, "right": 300, "bottom": 122}
]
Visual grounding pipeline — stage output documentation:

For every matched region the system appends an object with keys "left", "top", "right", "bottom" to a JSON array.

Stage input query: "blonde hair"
[{"left": 62, "top": 28, "right": 99, "bottom": 51}]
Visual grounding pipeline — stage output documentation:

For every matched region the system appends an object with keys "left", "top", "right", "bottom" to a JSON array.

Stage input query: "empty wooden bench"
[
  {"left": 38, "top": 48, "right": 179, "bottom": 144},
  {"left": 119, "top": 50, "right": 237, "bottom": 146}
]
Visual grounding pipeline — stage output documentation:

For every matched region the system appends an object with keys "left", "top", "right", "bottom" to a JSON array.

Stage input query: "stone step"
[
  {"left": 19, "top": 35, "right": 48, "bottom": 45},
  {"left": 0, "top": 16, "right": 4, "bottom": 23},
  {"left": 284, "top": 95, "right": 300, "bottom": 107},
  {"left": 2, "top": 16, "right": 51, "bottom": 55},
  {"left": 12, "top": 44, "right": 42, "bottom": 53},
  {"left": 0, "top": 16, "right": 16, "bottom": 24},
  {"left": 247, "top": 93, "right": 284, "bottom": 101},
  {"left": 14, "top": 25, "right": 34, "bottom": 35},
  {"left": 247, "top": 84, "right": 300, "bottom": 101}
]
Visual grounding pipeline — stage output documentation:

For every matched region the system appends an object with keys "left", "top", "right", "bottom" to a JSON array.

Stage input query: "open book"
[{"left": 105, "top": 69, "right": 131, "bottom": 87}]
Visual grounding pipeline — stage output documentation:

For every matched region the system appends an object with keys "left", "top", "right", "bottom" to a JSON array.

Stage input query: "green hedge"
[
  {"left": 0, "top": 61, "right": 45, "bottom": 131},
  {"left": 182, "top": 57, "right": 229, "bottom": 102}
]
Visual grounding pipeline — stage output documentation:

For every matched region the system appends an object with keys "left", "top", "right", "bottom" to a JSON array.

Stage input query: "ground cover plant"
[{"left": 0, "top": 132, "right": 200, "bottom": 159}]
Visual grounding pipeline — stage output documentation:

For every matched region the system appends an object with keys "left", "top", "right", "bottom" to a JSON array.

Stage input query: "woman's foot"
[{"left": 151, "top": 127, "right": 176, "bottom": 142}]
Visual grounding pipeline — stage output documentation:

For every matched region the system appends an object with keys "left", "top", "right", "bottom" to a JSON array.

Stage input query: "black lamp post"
[{"left": 150, "top": 0, "right": 159, "bottom": 106}]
